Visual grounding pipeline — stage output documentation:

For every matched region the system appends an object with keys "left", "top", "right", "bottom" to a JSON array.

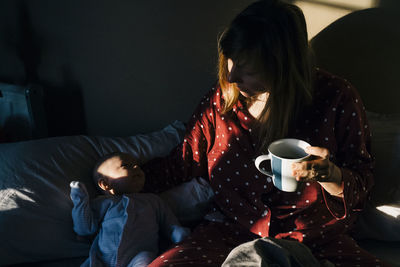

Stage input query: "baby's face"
[{"left": 97, "top": 153, "right": 145, "bottom": 195}]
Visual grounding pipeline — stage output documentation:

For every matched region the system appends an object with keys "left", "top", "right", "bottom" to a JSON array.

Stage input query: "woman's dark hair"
[{"left": 218, "top": 0, "right": 315, "bottom": 152}]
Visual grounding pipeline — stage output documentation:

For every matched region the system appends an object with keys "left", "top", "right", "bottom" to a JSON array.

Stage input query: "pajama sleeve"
[
  {"left": 142, "top": 87, "right": 218, "bottom": 193},
  {"left": 322, "top": 81, "right": 374, "bottom": 219},
  {"left": 70, "top": 181, "right": 110, "bottom": 236}
]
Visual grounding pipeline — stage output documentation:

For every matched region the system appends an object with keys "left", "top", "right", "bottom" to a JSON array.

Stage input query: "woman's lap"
[
  {"left": 148, "top": 220, "right": 258, "bottom": 266},
  {"left": 149, "top": 221, "right": 390, "bottom": 267}
]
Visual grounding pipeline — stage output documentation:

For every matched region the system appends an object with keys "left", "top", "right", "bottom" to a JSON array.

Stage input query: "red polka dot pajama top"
[{"left": 144, "top": 69, "right": 387, "bottom": 266}]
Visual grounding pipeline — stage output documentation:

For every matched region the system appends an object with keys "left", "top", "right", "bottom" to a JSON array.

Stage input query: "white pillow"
[{"left": 0, "top": 121, "right": 185, "bottom": 265}]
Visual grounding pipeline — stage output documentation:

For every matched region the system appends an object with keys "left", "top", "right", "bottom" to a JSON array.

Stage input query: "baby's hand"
[
  {"left": 70, "top": 181, "right": 89, "bottom": 201},
  {"left": 70, "top": 181, "right": 82, "bottom": 189}
]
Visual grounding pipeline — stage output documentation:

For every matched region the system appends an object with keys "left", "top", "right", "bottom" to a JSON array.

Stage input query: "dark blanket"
[{"left": 222, "top": 237, "right": 334, "bottom": 267}]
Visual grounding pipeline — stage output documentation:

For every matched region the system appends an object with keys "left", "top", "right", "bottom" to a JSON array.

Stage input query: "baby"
[{"left": 70, "top": 152, "right": 190, "bottom": 267}]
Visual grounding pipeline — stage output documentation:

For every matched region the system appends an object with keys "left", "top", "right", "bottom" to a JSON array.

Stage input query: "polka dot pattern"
[{"left": 143, "top": 70, "right": 376, "bottom": 266}]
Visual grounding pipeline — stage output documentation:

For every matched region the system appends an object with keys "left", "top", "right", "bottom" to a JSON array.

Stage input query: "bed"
[{"left": 1, "top": 6, "right": 400, "bottom": 267}]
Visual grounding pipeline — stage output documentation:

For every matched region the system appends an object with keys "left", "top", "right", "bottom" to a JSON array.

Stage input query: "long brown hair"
[{"left": 218, "top": 0, "right": 315, "bottom": 152}]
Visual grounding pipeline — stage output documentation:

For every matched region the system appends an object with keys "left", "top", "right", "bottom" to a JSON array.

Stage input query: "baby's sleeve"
[{"left": 70, "top": 181, "right": 105, "bottom": 236}]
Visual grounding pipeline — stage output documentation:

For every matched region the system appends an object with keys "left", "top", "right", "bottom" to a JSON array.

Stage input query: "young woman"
[{"left": 142, "top": 0, "right": 386, "bottom": 266}]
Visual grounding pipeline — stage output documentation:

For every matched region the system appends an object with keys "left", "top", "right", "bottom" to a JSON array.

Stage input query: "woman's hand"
[{"left": 292, "top": 146, "right": 344, "bottom": 197}]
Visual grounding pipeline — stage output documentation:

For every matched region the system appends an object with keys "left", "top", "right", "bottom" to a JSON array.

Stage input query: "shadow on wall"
[
  {"left": 42, "top": 70, "right": 86, "bottom": 137},
  {"left": 0, "top": 0, "right": 258, "bottom": 137},
  {"left": 379, "top": 0, "right": 400, "bottom": 9},
  {"left": 32, "top": 84, "right": 87, "bottom": 139},
  {"left": 310, "top": 6, "right": 400, "bottom": 114},
  {"left": 2, "top": 0, "right": 86, "bottom": 137}
]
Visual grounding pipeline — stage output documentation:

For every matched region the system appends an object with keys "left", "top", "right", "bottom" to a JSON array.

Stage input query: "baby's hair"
[{"left": 92, "top": 152, "right": 126, "bottom": 192}]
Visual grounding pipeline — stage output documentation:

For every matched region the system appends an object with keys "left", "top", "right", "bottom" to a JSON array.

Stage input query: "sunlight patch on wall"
[
  {"left": 294, "top": 0, "right": 379, "bottom": 39},
  {"left": 309, "top": 0, "right": 377, "bottom": 10}
]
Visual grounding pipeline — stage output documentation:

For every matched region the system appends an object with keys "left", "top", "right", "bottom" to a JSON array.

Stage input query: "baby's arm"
[
  {"left": 156, "top": 196, "right": 190, "bottom": 244},
  {"left": 70, "top": 181, "right": 100, "bottom": 236}
]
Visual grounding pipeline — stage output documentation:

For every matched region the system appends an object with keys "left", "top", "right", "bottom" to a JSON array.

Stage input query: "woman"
[{"left": 143, "top": 0, "right": 385, "bottom": 266}]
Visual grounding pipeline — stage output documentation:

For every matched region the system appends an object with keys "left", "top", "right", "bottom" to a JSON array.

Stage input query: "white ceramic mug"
[{"left": 255, "top": 138, "right": 310, "bottom": 192}]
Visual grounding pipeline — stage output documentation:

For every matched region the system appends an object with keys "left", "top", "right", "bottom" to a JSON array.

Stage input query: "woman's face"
[{"left": 227, "top": 58, "right": 269, "bottom": 98}]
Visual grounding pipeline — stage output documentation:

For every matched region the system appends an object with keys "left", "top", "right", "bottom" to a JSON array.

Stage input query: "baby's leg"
[{"left": 128, "top": 251, "right": 157, "bottom": 267}]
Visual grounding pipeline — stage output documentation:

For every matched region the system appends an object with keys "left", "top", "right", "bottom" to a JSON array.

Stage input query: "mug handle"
[{"left": 255, "top": 154, "right": 273, "bottom": 177}]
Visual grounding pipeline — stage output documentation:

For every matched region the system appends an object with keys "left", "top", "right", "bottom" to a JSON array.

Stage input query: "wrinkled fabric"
[
  {"left": 222, "top": 237, "right": 334, "bottom": 267},
  {"left": 70, "top": 183, "right": 190, "bottom": 267},
  {"left": 144, "top": 70, "right": 387, "bottom": 266}
]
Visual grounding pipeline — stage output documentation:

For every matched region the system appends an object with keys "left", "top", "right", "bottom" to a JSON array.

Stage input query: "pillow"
[
  {"left": 0, "top": 121, "right": 185, "bottom": 265},
  {"left": 160, "top": 177, "right": 214, "bottom": 226},
  {"left": 354, "top": 202, "right": 400, "bottom": 241},
  {"left": 366, "top": 111, "right": 400, "bottom": 205},
  {"left": 353, "top": 112, "right": 400, "bottom": 241}
]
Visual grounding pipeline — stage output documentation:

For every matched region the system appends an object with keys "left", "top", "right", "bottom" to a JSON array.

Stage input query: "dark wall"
[
  {"left": 379, "top": 0, "right": 400, "bottom": 9},
  {"left": 310, "top": 4, "right": 400, "bottom": 114},
  {"left": 0, "top": 0, "right": 254, "bottom": 137}
]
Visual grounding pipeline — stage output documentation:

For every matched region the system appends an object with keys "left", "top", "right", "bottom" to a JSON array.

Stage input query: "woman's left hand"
[
  {"left": 292, "top": 146, "right": 344, "bottom": 197},
  {"left": 291, "top": 146, "right": 336, "bottom": 182}
]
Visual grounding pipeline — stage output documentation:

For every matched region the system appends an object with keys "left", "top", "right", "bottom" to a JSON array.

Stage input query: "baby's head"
[{"left": 93, "top": 152, "right": 145, "bottom": 195}]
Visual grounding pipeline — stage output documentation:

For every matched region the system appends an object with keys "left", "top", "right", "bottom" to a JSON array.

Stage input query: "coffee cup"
[{"left": 255, "top": 138, "right": 310, "bottom": 192}]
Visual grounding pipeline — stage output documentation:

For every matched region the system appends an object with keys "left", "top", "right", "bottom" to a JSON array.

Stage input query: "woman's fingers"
[
  {"left": 291, "top": 147, "right": 343, "bottom": 184},
  {"left": 292, "top": 159, "right": 328, "bottom": 171},
  {"left": 291, "top": 146, "right": 335, "bottom": 181},
  {"left": 292, "top": 159, "right": 330, "bottom": 181},
  {"left": 305, "top": 146, "right": 330, "bottom": 159}
]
